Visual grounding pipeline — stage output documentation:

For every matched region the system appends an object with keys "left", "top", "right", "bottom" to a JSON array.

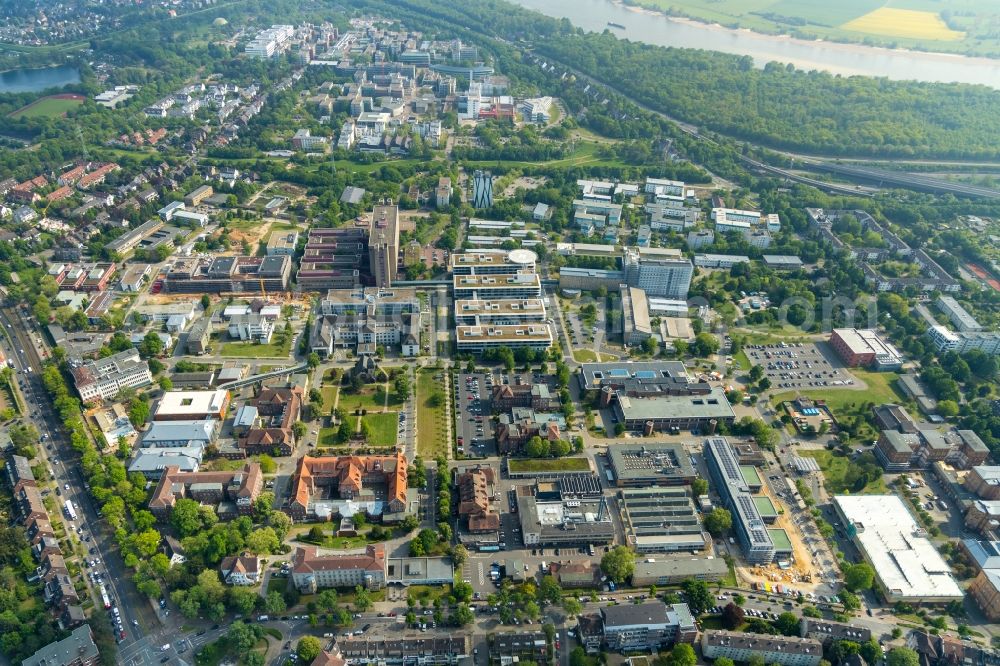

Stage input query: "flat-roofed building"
[
  {"left": 620, "top": 487, "right": 707, "bottom": 553},
  {"left": 516, "top": 490, "right": 614, "bottom": 546},
  {"left": 579, "top": 361, "right": 703, "bottom": 397},
  {"left": 937, "top": 295, "right": 983, "bottom": 332},
  {"left": 558, "top": 267, "right": 626, "bottom": 292},
  {"left": 556, "top": 243, "right": 621, "bottom": 258},
  {"left": 612, "top": 387, "right": 735, "bottom": 433},
  {"left": 162, "top": 255, "right": 292, "bottom": 295},
  {"left": 702, "top": 630, "right": 822, "bottom": 666},
  {"left": 606, "top": 442, "right": 696, "bottom": 487},
  {"left": 694, "top": 254, "right": 752, "bottom": 269},
  {"left": 456, "top": 323, "right": 552, "bottom": 354},
  {"left": 623, "top": 247, "right": 692, "bottom": 300},
  {"left": 450, "top": 248, "right": 537, "bottom": 275},
  {"left": 631, "top": 556, "right": 729, "bottom": 586},
  {"left": 368, "top": 204, "right": 400, "bottom": 288},
  {"left": 129, "top": 447, "right": 203, "bottom": 478},
  {"left": 705, "top": 437, "right": 774, "bottom": 564},
  {"left": 454, "top": 298, "right": 546, "bottom": 326},
  {"left": 621, "top": 285, "right": 652, "bottom": 345},
  {"left": 266, "top": 230, "right": 299, "bottom": 256},
  {"left": 154, "top": 389, "right": 230, "bottom": 421},
  {"left": 829, "top": 328, "right": 902, "bottom": 370},
  {"left": 107, "top": 219, "right": 165, "bottom": 255},
  {"left": 141, "top": 420, "right": 218, "bottom": 449},
  {"left": 601, "top": 602, "right": 697, "bottom": 652},
  {"left": 435, "top": 177, "right": 451, "bottom": 209},
  {"left": 453, "top": 273, "right": 541, "bottom": 299},
  {"left": 762, "top": 255, "right": 804, "bottom": 270},
  {"left": 832, "top": 494, "right": 963, "bottom": 603}
]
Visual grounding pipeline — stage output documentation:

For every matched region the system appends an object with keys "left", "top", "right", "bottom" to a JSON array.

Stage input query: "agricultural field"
[
  {"left": 8, "top": 94, "right": 84, "bottom": 119},
  {"left": 634, "top": 0, "right": 1000, "bottom": 53},
  {"left": 842, "top": 8, "right": 964, "bottom": 41}
]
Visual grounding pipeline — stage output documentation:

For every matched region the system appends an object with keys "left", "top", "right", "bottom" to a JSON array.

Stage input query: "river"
[
  {"left": 510, "top": 0, "right": 1000, "bottom": 89},
  {"left": 0, "top": 65, "right": 80, "bottom": 94}
]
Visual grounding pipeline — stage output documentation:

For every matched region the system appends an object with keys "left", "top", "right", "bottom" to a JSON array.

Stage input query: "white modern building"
[
  {"left": 832, "top": 495, "right": 963, "bottom": 603},
  {"left": 228, "top": 314, "right": 275, "bottom": 343},
  {"left": 926, "top": 325, "right": 1000, "bottom": 355},
  {"left": 69, "top": 350, "right": 153, "bottom": 402},
  {"left": 245, "top": 25, "right": 295, "bottom": 58},
  {"left": 937, "top": 296, "right": 983, "bottom": 332},
  {"left": 455, "top": 324, "right": 552, "bottom": 354}
]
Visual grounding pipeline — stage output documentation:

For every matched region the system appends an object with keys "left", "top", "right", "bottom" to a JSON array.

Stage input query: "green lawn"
[
  {"left": 572, "top": 349, "right": 617, "bottom": 363},
  {"left": 408, "top": 584, "right": 453, "bottom": 607},
  {"left": 508, "top": 458, "right": 591, "bottom": 473},
  {"left": 340, "top": 385, "right": 391, "bottom": 413},
  {"left": 320, "top": 386, "right": 340, "bottom": 411},
  {"left": 220, "top": 337, "right": 293, "bottom": 358},
  {"left": 798, "top": 449, "right": 888, "bottom": 494},
  {"left": 771, "top": 370, "right": 902, "bottom": 415},
  {"left": 318, "top": 425, "right": 344, "bottom": 447},
  {"left": 416, "top": 369, "right": 449, "bottom": 458},
  {"left": 362, "top": 412, "right": 399, "bottom": 447},
  {"left": 733, "top": 349, "right": 751, "bottom": 371}
]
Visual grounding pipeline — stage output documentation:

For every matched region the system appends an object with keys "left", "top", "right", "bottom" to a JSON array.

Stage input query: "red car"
[{"left": 119, "top": 630, "right": 126, "bottom": 640}]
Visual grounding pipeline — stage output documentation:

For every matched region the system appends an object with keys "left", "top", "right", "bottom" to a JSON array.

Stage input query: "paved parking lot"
[
  {"left": 746, "top": 342, "right": 854, "bottom": 390},
  {"left": 456, "top": 372, "right": 494, "bottom": 457}
]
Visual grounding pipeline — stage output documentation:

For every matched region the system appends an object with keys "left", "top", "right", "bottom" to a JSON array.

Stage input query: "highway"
[{"left": 0, "top": 307, "right": 158, "bottom": 660}]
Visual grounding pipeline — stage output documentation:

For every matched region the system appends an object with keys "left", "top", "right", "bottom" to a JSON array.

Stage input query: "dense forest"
[{"left": 366, "top": 0, "right": 1000, "bottom": 160}]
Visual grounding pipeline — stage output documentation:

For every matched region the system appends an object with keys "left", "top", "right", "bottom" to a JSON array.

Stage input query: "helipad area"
[{"left": 832, "top": 495, "right": 962, "bottom": 603}]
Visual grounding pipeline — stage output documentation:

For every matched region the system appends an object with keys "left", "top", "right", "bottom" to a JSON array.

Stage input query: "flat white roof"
[
  {"left": 834, "top": 495, "right": 962, "bottom": 601},
  {"left": 156, "top": 389, "right": 229, "bottom": 417}
]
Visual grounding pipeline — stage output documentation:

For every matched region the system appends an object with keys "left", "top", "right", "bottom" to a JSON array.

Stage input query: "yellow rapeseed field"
[{"left": 842, "top": 7, "right": 964, "bottom": 41}]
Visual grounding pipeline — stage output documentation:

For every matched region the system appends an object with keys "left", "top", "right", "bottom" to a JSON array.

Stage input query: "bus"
[
  {"left": 99, "top": 584, "right": 111, "bottom": 610},
  {"left": 63, "top": 500, "right": 77, "bottom": 522}
]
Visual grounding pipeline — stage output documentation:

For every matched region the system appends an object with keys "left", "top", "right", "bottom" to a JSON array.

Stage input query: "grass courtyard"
[
  {"left": 797, "top": 449, "right": 888, "bottom": 495},
  {"left": 508, "top": 458, "right": 591, "bottom": 473},
  {"left": 416, "top": 368, "right": 449, "bottom": 458},
  {"left": 361, "top": 412, "right": 399, "bottom": 447},
  {"left": 219, "top": 336, "right": 293, "bottom": 358}
]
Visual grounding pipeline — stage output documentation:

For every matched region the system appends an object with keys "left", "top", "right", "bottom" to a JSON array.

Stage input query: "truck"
[
  {"left": 63, "top": 500, "right": 77, "bottom": 522},
  {"left": 99, "top": 584, "right": 111, "bottom": 609}
]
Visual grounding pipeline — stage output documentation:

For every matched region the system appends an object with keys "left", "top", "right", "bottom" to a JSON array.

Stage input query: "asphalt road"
[{"left": 1, "top": 308, "right": 159, "bottom": 659}]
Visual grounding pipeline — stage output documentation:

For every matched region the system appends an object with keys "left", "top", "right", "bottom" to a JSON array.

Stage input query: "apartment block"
[{"left": 69, "top": 349, "right": 152, "bottom": 402}]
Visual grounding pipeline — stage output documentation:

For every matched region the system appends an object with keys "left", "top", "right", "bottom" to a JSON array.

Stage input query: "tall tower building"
[
  {"left": 368, "top": 204, "right": 400, "bottom": 287},
  {"left": 623, "top": 247, "right": 693, "bottom": 300},
  {"left": 472, "top": 170, "right": 494, "bottom": 209}
]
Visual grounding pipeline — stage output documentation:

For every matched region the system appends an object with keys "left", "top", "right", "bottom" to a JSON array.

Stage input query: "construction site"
[{"left": 733, "top": 471, "right": 841, "bottom": 596}]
